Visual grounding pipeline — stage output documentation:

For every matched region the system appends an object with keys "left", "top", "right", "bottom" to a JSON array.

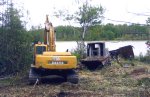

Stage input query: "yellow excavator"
[{"left": 29, "top": 15, "right": 78, "bottom": 84}]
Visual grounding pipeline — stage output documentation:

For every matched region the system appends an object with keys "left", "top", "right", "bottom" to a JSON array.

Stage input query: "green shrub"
[
  {"left": 137, "top": 78, "right": 150, "bottom": 87},
  {"left": 138, "top": 50, "right": 150, "bottom": 64}
]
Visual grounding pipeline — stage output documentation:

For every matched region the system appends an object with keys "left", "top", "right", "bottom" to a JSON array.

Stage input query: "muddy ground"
[{"left": 0, "top": 60, "right": 150, "bottom": 97}]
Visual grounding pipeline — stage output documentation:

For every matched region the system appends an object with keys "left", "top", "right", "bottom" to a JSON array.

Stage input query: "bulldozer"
[
  {"left": 29, "top": 15, "right": 78, "bottom": 84},
  {"left": 81, "top": 42, "right": 111, "bottom": 70}
]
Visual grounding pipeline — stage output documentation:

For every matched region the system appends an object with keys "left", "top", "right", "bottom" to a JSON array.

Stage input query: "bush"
[
  {"left": 71, "top": 41, "right": 87, "bottom": 62},
  {"left": 137, "top": 78, "right": 150, "bottom": 87},
  {"left": 138, "top": 50, "right": 150, "bottom": 64}
]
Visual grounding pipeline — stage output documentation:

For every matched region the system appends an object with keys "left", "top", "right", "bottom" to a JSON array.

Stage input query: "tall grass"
[{"left": 137, "top": 50, "right": 150, "bottom": 64}]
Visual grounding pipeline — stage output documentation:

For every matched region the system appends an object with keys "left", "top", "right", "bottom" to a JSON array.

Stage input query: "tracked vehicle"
[
  {"left": 81, "top": 42, "right": 111, "bottom": 70},
  {"left": 29, "top": 15, "right": 78, "bottom": 84}
]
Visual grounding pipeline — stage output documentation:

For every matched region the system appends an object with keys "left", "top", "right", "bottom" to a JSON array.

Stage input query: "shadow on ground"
[{"left": 40, "top": 76, "right": 66, "bottom": 85}]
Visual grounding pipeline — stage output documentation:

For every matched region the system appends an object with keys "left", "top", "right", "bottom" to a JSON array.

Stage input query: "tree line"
[{"left": 30, "top": 23, "right": 149, "bottom": 42}]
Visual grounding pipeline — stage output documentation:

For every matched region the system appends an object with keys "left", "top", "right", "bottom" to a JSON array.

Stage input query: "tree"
[
  {"left": 0, "top": 1, "right": 32, "bottom": 75},
  {"left": 146, "top": 17, "right": 150, "bottom": 25},
  {"left": 75, "top": 1, "right": 104, "bottom": 40},
  {"left": 55, "top": 0, "right": 104, "bottom": 58},
  {"left": 74, "top": 1, "right": 104, "bottom": 58},
  {"left": 146, "top": 17, "right": 150, "bottom": 40}
]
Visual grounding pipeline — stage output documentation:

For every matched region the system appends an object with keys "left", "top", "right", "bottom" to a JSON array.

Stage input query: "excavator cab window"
[{"left": 36, "top": 46, "right": 46, "bottom": 54}]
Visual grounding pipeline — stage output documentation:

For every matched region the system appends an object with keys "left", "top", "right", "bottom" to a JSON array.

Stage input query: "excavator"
[{"left": 29, "top": 15, "right": 78, "bottom": 84}]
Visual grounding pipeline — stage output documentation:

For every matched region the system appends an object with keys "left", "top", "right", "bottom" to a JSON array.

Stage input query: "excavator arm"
[{"left": 44, "top": 15, "right": 56, "bottom": 51}]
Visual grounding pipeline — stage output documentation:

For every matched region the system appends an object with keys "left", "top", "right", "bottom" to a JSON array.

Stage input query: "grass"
[
  {"left": 0, "top": 78, "right": 12, "bottom": 86},
  {"left": 0, "top": 59, "right": 150, "bottom": 97}
]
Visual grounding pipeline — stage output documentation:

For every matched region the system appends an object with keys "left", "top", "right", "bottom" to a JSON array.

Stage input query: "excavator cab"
[{"left": 34, "top": 44, "right": 47, "bottom": 55}]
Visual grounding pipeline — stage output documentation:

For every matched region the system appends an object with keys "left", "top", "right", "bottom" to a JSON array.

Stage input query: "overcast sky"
[{"left": 19, "top": 0, "right": 150, "bottom": 29}]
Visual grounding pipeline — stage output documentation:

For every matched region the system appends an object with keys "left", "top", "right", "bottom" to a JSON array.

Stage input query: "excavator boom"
[{"left": 44, "top": 15, "right": 56, "bottom": 51}]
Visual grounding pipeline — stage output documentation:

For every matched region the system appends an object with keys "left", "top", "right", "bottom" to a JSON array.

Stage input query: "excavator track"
[
  {"left": 29, "top": 68, "right": 41, "bottom": 85},
  {"left": 66, "top": 70, "right": 79, "bottom": 84}
]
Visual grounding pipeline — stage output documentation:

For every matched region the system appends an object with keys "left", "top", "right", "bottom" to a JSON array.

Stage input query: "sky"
[{"left": 18, "top": 0, "right": 150, "bottom": 29}]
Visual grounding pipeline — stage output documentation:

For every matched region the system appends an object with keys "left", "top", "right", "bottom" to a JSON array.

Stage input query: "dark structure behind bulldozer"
[
  {"left": 81, "top": 42, "right": 111, "bottom": 70},
  {"left": 109, "top": 45, "right": 134, "bottom": 60}
]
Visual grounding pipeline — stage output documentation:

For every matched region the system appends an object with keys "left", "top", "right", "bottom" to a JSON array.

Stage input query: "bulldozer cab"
[{"left": 87, "top": 42, "right": 106, "bottom": 57}]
